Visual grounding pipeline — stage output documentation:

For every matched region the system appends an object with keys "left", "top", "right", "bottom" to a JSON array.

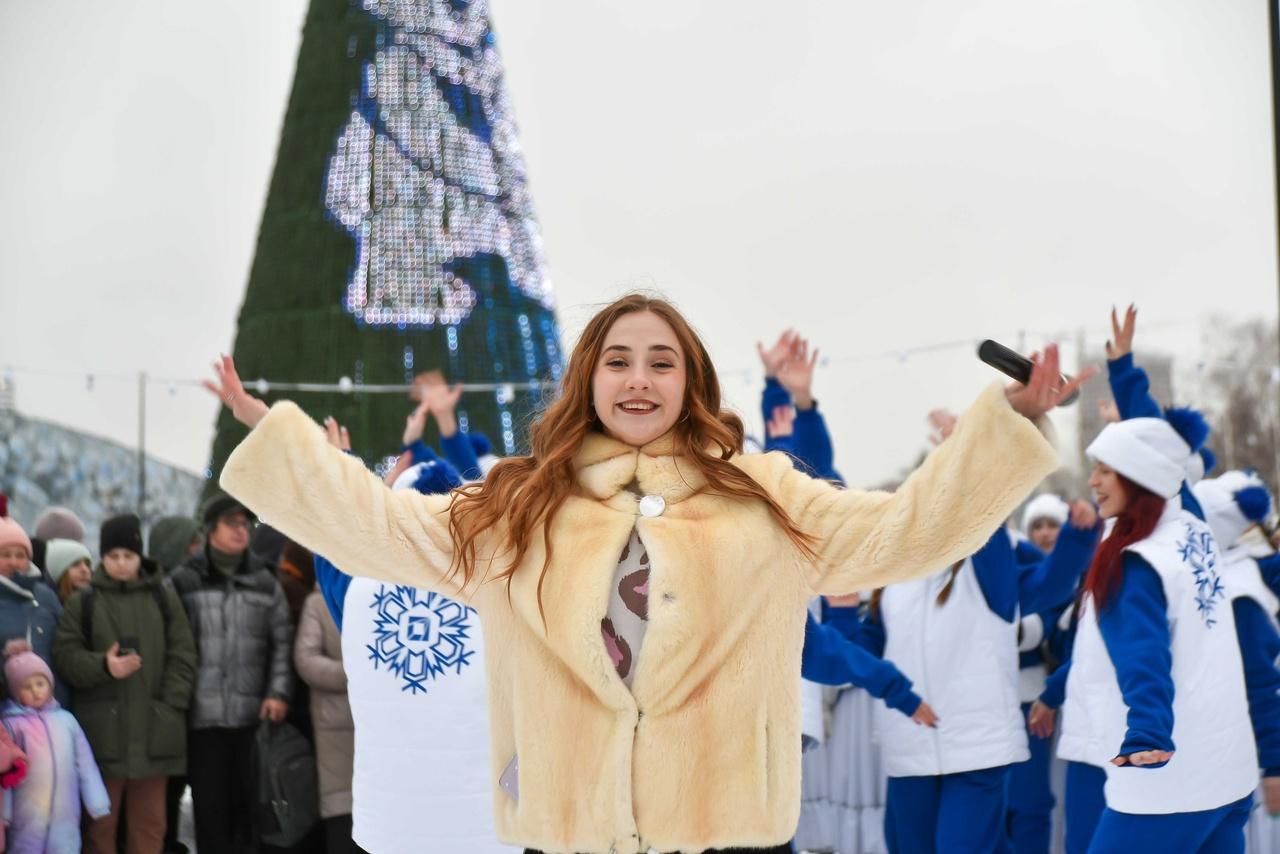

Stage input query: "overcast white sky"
[{"left": 1, "top": 0, "right": 1276, "bottom": 489}]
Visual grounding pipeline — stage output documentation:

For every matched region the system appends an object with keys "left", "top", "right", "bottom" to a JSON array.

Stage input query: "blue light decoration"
[{"left": 324, "top": 0, "right": 554, "bottom": 332}]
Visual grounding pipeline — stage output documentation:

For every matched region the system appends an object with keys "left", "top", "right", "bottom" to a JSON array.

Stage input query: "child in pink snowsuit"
[{"left": 1, "top": 652, "right": 109, "bottom": 853}]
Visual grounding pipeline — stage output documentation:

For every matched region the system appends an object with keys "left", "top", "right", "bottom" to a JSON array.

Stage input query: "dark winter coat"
[
  {"left": 169, "top": 547, "right": 293, "bottom": 729},
  {"left": 0, "top": 574, "right": 66, "bottom": 705},
  {"left": 52, "top": 560, "right": 197, "bottom": 779}
]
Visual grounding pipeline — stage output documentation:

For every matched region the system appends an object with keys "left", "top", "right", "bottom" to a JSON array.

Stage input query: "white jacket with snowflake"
[{"left": 342, "top": 577, "right": 507, "bottom": 853}]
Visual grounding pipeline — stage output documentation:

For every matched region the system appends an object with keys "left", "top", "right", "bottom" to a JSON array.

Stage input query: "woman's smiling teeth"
[{"left": 619, "top": 400, "right": 658, "bottom": 413}]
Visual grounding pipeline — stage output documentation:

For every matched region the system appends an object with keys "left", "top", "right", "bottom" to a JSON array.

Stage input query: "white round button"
[{"left": 639, "top": 494, "right": 666, "bottom": 518}]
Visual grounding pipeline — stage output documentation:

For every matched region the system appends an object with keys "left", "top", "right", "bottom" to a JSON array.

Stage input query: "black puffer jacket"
[{"left": 170, "top": 547, "right": 292, "bottom": 729}]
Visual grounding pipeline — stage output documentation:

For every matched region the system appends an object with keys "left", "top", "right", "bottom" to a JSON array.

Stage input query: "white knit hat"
[
  {"left": 1022, "top": 494, "right": 1069, "bottom": 534},
  {"left": 1191, "top": 471, "right": 1272, "bottom": 548},
  {"left": 44, "top": 539, "right": 92, "bottom": 583},
  {"left": 1086, "top": 418, "right": 1191, "bottom": 499}
]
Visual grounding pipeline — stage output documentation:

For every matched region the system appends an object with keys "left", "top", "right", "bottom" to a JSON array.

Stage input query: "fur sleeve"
[
  {"left": 219, "top": 401, "right": 469, "bottom": 599},
  {"left": 744, "top": 382, "right": 1059, "bottom": 595}
]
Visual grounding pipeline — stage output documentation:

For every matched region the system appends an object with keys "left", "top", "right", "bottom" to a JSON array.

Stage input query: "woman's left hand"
[{"left": 1005, "top": 344, "right": 1096, "bottom": 421}]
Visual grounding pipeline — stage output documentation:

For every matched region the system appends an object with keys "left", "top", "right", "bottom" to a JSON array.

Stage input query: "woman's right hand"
[
  {"left": 1027, "top": 700, "right": 1056, "bottom": 739},
  {"left": 1004, "top": 344, "right": 1096, "bottom": 421},
  {"left": 911, "top": 700, "right": 939, "bottom": 728},
  {"left": 204, "top": 354, "right": 270, "bottom": 430}
]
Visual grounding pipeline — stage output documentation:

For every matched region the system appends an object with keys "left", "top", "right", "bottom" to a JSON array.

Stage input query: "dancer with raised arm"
[{"left": 205, "top": 294, "right": 1079, "bottom": 854}]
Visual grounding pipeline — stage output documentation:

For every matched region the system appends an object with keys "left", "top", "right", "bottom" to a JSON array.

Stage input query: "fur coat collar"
[{"left": 572, "top": 431, "right": 707, "bottom": 507}]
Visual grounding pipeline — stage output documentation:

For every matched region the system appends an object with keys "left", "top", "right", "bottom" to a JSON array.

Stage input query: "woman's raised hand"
[
  {"left": 927, "top": 409, "right": 958, "bottom": 446},
  {"left": 1004, "top": 344, "right": 1096, "bottom": 421},
  {"left": 402, "top": 400, "right": 429, "bottom": 447},
  {"left": 324, "top": 416, "right": 352, "bottom": 451},
  {"left": 1106, "top": 304, "right": 1137, "bottom": 361},
  {"left": 426, "top": 382, "right": 465, "bottom": 438},
  {"left": 756, "top": 330, "right": 796, "bottom": 378},
  {"left": 203, "top": 354, "right": 270, "bottom": 429},
  {"left": 775, "top": 336, "right": 818, "bottom": 410}
]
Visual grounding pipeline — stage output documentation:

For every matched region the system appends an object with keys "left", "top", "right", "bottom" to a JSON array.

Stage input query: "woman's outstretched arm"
[
  {"left": 206, "top": 356, "right": 471, "bottom": 599},
  {"left": 748, "top": 346, "right": 1082, "bottom": 595}
]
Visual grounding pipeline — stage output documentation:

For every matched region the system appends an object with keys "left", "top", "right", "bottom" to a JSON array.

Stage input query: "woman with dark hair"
[
  {"left": 204, "top": 294, "right": 1075, "bottom": 854},
  {"left": 1040, "top": 416, "right": 1256, "bottom": 854}
]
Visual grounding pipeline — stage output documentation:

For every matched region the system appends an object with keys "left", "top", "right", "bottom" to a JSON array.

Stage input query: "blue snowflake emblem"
[
  {"left": 367, "top": 585, "right": 476, "bottom": 693},
  {"left": 1176, "top": 524, "right": 1224, "bottom": 628}
]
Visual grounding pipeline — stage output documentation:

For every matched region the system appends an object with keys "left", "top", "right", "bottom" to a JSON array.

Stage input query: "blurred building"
[
  {"left": 0, "top": 382, "right": 203, "bottom": 554},
  {"left": 1076, "top": 349, "right": 1174, "bottom": 460}
]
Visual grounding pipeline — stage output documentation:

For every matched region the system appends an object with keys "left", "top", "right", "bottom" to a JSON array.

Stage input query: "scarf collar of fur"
[{"left": 572, "top": 430, "right": 710, "bottom": 507}]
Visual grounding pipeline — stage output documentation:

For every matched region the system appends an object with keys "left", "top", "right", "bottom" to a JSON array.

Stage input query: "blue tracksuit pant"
[
  {"left": 1087, "top": 794, "right": 1252, "bottom": 854},
  {"left": 1007, "top": 702, "right": 1055, "bottom": 853},
  {"left": 1064, "top": 761, "right": 1107, "bottom": 854},
  {"left": 885, "top": 765, "right": 1012, "bottom": 854}
]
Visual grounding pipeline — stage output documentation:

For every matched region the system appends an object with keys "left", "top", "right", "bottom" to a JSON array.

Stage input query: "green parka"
[{"left": 52, "top": 559, "right": 197, "bottom": 779}]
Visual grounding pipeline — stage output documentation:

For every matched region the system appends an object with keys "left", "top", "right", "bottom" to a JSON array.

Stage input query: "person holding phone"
[{"left": 53, "top": 514, "right": 197, "bottom": 854}]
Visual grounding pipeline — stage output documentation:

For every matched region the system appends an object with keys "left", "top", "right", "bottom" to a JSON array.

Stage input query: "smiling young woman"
[{"left": 206, "top": 293, "right": 1073, "bottom": 854}]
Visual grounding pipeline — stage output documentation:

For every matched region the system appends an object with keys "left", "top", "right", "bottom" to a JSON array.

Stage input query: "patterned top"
[{"left": 601, "top": 527, "right": 650, "bottom": 688}]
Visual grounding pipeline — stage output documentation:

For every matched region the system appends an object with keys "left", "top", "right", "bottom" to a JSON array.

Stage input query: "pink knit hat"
[
  {"left": 4, "top": 652, "right": 53, "bottom": 699},
  {"left": 0, "top": 519, "right": 31, "bottom": 560}
]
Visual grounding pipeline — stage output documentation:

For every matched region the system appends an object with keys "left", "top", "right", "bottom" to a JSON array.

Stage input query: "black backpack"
[{"left": 254, "top": 720, "right": 320, "bottom": 847}]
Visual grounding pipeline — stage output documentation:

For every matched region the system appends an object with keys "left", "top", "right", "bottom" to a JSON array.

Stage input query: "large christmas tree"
[{"left": 208, "top": 0, "right": 561, "bottom": 484}]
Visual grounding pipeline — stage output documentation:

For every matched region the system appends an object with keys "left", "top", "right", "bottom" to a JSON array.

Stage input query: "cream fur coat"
[{"left": 220, "top": 382, "right": 1058, "bottom": 854}]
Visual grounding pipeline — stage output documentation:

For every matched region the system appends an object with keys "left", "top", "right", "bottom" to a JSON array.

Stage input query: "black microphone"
[{"left": 977, "top": 340, "right": 1079, "bottom": 407}]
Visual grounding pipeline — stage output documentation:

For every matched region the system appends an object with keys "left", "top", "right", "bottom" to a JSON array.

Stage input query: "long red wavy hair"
[
  {"left": 1082, "top": 471, "right": 1166, "bottom": 610},
  {"left": 446, "top": 294, "right": 816, "bottom": 621}
]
